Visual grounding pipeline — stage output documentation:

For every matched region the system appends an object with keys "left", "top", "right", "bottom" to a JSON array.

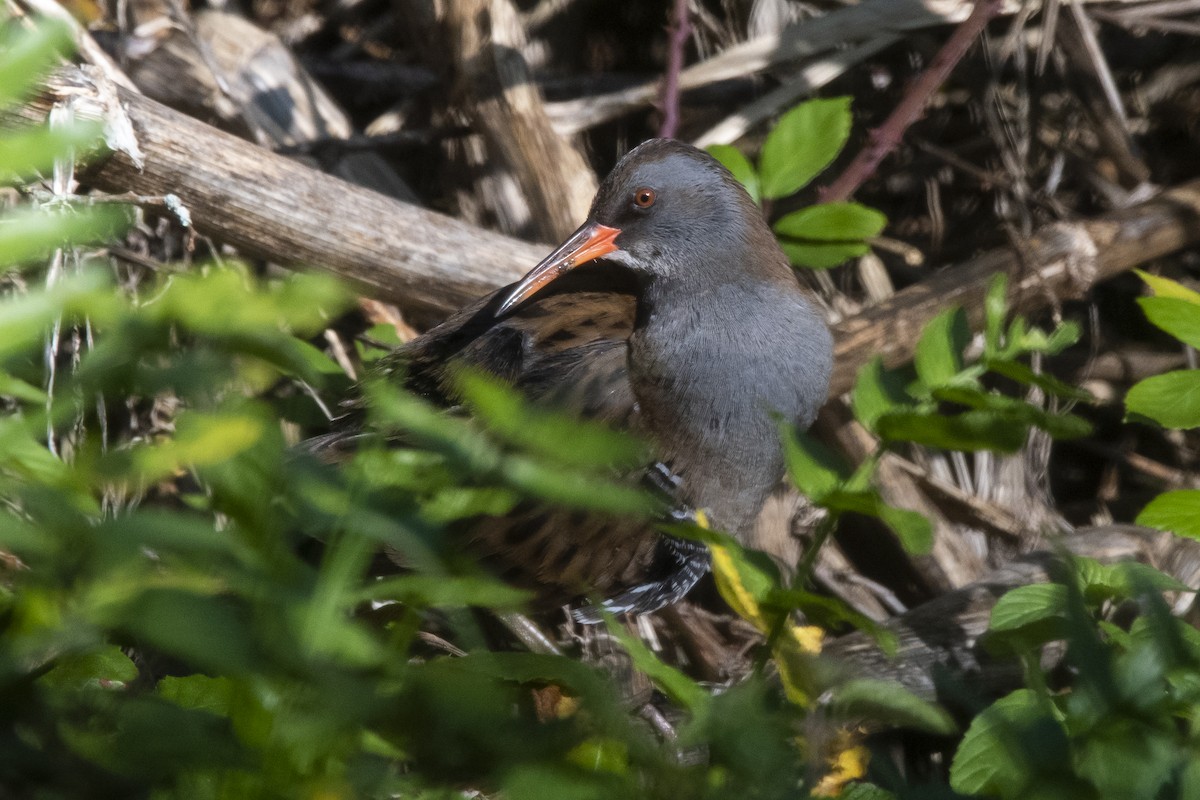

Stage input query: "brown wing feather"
[{"left": 367, "top": 265, "right": 696, "bottom": 610}]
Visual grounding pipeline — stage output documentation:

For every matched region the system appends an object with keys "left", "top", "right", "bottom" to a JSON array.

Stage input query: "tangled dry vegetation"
[{"left": 5, "top": 0, "right": 1200, "bottom": 786}]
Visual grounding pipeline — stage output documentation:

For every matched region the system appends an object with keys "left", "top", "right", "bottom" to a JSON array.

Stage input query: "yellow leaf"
[
  {"left": 793, "top": 625, "right": 824, "bottom": 654},
  {"left": 709, "top": 541, "right": 767, "bottom": 630},
  {"left": 812, "top": 730, "right": 870, "bottom": 797}
]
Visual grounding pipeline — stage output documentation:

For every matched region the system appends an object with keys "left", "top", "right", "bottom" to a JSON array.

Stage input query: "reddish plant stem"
[
  {"left": 819, "top": 0, "right": 1004, "bottom": 203},
  {"left": 657, "top": 0, "right": 691, "bottom": 139}
]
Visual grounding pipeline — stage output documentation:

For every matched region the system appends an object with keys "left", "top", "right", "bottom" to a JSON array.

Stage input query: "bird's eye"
[{"left": 632, "top": 188, "right": 656, "bottom": 209}]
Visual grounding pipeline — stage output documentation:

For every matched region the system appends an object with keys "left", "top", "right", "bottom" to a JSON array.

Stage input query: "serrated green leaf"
[
  {"left": 1139, "top": 296, "right": 1200, "bottom": 349},
  {"left": 914, "top": 307, "right": 969, "bottom": 389},
  {"left": 1137, "top": 489, "right": 1200, "bottom": 539},
  {"left": 990, "top": 584, "right": 1068, "bottom": 631},
  {"left": 950, "top": 689, "right": 1068, "bottom": 796},
  {"left": 1075, "top": 727, "right": 1180, "bottom": 799},
  {"left": 1126, "top": 369, "right": 1200, "bottom": 429},
  {"left": 759, "top": 97, "right": 852, "bottom": 199},
  {"left": 1077, "top": 557, "right": 1187, "bottom": 603},
  {"left": 773, "top": 202, "right": 886, "bottom": 241},
  {"left": 831, "top": 679, "right": 956, "bottom": 734},
  {"left": 707, "top": 143, "right": 760, "bottom": 204},
  {"left": 779, "top": 240, "right": 869, "bottom": 270}
]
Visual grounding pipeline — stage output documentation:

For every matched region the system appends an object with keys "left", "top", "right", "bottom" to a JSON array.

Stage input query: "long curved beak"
[{"left": 497, "top": 222, "right": 621, "bottom": 315}]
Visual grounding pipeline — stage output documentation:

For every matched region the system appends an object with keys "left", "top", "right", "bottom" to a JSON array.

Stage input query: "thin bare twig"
[
  {"left": 657, "top": 0, "right": 691, "bottom": 139},
  {"left": 820, "top": 0, "right": 1005, "bottom": 203}
]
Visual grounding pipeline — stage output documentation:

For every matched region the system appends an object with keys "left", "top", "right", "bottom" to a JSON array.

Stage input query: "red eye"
[{"left": 632, "top": 188, "right": 656, "bottom": 209}]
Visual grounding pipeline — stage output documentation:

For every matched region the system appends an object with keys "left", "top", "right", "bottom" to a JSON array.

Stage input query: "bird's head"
[{"left": 498, "top": 139, "right": 777, "bottom": 314}]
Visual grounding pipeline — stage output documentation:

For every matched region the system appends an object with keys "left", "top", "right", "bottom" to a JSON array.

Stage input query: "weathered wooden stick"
[
  {"left": 4, "top": 66, "right": 544, "bottom": 317},
  {"left": 827, "top": 189, "right": 1200, "bottom": 396}
]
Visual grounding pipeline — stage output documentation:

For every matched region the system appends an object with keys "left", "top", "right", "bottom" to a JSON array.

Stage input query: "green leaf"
[
  {"left": 604, "top": 616, "right": 709, "bottom": 712},
  {"left": 134, "top": 410, "right": 266, "bottom": 481},
  {"left": 1136, "top": 269, "right": 1200, "bottom": 305},
  {"left": 950, "top": 689, "right": 1069, "bottom": 796},
  {"left": 504, "top": 764, "right": 617, "bottom": 799},
  {"left": 96, "top": 589, "right": 259, "bottom": 676},
  {"left": 1126, "top": 369, "right": 1200, "bottom": 429},
  {"left": 1075, "top": 727, "right": 1181, "bottom": 799},
  {"left": 0, "top": 20, "right": 73, "bottom": 107},
  {"left": 355, "top": 574, "right": 532, "bottom": 609},
  {"left": 765, "top": 589, "right": 898, "bottom": 655},
  {"left": 0, "top": 371, "right": 48, "bottom": 403},
  {"left": 875, "top": 408, "right": 1030, "bottom": 451},
  {"left": 773, "top": 202, "right": 886, "bottom": 241},
  {"left": 986, "top": 358, "right": 1093, "bottom": 402},
  {"left": 838, "top": 785, "right": 898, "bottom": 800},
  {"left": 502, "top": 454, "right": 656, "bottom": 515},
  {"left": 1137, "top": 489, "right": 1200, "bottom": 539},
  {"left": 759, "top": 97, "right": 852, "bottom": 199},
  {"left": 983, "top": 273, "right": 1008, "bottom": 355},
  {"left": 707, "top": 144, "right": 760, "bottom": 204},
  {"left": 0, "top": 123, "right": 103, "bottom": 181},
  {"left": 830, "top": 679, "right": 956, "bottom": 734},
  {"left": 1139, "top": 296, "right": 1200, "bottom": 349},
  {"left": 0, "top": 204, "right": 131, "bottom": 270},
  {"left": 781, "top": 427, "right": 847, "bottom": 502},
  {"left": 874, "top": 502, "right": 933, "bottom": 555},
  {"left": 1040, "top": 320, "right": 1082, "bottom": 355},
  {"left": 157, "top": 675, "right": 235, "bottom": 717},
  {"left": 420, "top": 485, "right": 518, "bottom": 522},
  {"left": 990, "top": 584, "right": 1068, "bottom": 632},
  {"left": 819, "top": 488, "right": 932, "bottom": 554},
  {"left": 455, "top": 371, "right": 647, "bottom": 470},
  {"left": 914, "top": 307, "right": 969, "bottom": 389},
  {"left": 779, "top": 240, "right": 869, "bottom": 270},
  {"left": 852, "top": 357, "right": 912, "bottom": 430},
  {"left": 39, "top": 646, "right": 139, "bottom": 689},
  {"left": 1076, "top": 557, "right": 1187, "bottom": 602}
]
